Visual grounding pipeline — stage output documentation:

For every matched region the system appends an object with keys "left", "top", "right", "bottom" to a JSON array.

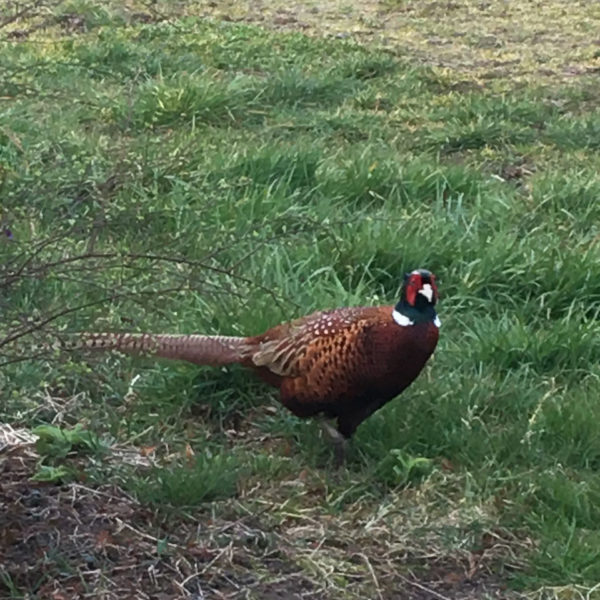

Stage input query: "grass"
[{"left": 1, "top": 1, "right": 600, "bottom": 598}]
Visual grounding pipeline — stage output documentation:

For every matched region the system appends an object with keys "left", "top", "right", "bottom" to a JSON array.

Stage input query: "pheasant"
[{"left": 75, "top": 269, "right": 440, "bottom": 460}]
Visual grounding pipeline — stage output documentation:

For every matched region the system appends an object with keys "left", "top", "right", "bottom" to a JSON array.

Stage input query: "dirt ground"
[
  {"left": 200, "top": 0, "right": 600, "bottom": 86},
  {"left": 0, "top": 439, "right": 515, "bottom": 599}
]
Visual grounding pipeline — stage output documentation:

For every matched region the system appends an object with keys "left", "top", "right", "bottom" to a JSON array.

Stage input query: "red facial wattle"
[{"left": 405, "top": 273, "right": 422, "bottom": 306}]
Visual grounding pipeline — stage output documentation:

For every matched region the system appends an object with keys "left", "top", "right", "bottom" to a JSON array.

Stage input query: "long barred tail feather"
[{"left": 74, "top": 333, "right": 251, "bottom": 366}]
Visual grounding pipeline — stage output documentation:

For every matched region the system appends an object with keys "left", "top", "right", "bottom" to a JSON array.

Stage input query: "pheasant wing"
[{"left": 250, "top": 306, "right": 385, "bottom": 378}]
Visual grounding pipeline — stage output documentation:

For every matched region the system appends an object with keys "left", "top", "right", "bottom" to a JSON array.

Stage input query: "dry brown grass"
[
  {"left": 0, "top": 427, "right": 522, "bottom": 599},
  {"left": 4, "top": 0, "right": 598, "bottom": 86},
  {"left": 201, "top": 0, "right": 600, "bottom": 86}
]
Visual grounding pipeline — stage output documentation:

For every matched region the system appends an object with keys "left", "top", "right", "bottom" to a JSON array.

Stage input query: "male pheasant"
[{"left": 77, "top": 269, "right": 440, "bottom": 457}]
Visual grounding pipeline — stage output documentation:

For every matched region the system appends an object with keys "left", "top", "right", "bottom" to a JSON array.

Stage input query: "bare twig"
[
  {"left": 0, "top": 0, "right": 47, "bottom": 30},
  {"left": 359, "top": 552, "right": 384, "bottom": 600},
  {"left": 397, "top": 573, "right": 452, "bottom": 600},
  {"left": 0, "top": 285, "right": 192, "bottom": 350}
]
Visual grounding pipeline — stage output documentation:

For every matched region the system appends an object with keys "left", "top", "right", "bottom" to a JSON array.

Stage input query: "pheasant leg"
[{"left": 320, "top": 420, "right": 348, "bottom": 468}]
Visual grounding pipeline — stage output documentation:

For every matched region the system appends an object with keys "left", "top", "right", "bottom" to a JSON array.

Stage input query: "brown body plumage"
[{"left": 79, "top": 270, "right": 441, "bottom": 443}]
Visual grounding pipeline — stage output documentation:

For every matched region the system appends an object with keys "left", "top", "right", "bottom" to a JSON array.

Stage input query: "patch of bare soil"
[
  {"left": 201, "top": 0, "right": 600, "bottom": 85},
  {"left": 4, "top": 1, "right": 598, "bottom": 85},
  {"left": 0, "top": 442, "right": 314, "bottom": 599},
  {"left": 0, "top": 429, "right": 520, "bottom": 599}
]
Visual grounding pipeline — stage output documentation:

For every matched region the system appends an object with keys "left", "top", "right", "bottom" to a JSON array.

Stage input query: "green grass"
[
  {"left": 1, "top": 2, "right": 600, "bottom": 597},
  {"left": 129, "top": 452, "right": 245, "bottom": 506}
]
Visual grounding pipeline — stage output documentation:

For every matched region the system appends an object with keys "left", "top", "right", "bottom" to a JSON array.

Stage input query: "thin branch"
[
  {"left": 0, "top": 285, "right": 193, "bottom": 350},
  {"left": 0, "top": 0, "right": 47, "bottom": 31},
  {"left": 2, "top": 250, "right": 295, "bottom": 311},
  {"left": 397, "top": 573, "right": 452, "bottom": 600},
  {"left": 359, "top": 553, "right": 384, "bottom": 600}
]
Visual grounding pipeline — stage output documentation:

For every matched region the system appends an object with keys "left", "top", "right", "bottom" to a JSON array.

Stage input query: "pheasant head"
[{"left": 392, "top": 269, "right": 440, "bottom": 327}]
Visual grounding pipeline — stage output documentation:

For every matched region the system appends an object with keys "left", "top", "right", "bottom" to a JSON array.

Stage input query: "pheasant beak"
[{"left": 419, "top": 283, "right": 433, "bottom": 302}]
